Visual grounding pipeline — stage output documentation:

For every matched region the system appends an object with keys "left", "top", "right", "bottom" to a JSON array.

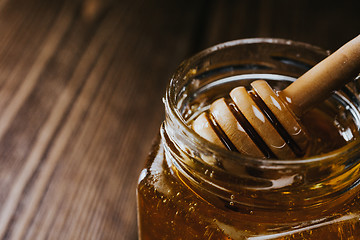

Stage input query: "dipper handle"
[{"left": 280, "top": 35, "right": 360, "bottom": 117}]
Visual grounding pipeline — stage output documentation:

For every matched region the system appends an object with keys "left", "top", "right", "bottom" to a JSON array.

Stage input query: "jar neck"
[
  {"left": 162, "top": 38, "right": 360, "bottom": 218},
  {"left": 163, "top": 118, "right": 360, "bottom": 213}
]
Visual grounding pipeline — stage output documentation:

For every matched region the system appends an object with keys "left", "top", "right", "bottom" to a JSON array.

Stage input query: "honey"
[{"left": 137, "top": 39, "right": 360, "bottom": 239}]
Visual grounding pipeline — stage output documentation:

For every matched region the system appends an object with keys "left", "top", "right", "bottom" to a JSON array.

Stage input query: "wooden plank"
[
  {"left": 0, "top": 0, "right": 205, "bottom": 239},
  {"left": 195, "top": 0, "right": 360, "bottom": 51}
]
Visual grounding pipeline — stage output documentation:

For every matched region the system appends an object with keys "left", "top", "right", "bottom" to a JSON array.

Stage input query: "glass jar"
[{"left": 137, "top": 39, "right": 360, "bottom": 239}]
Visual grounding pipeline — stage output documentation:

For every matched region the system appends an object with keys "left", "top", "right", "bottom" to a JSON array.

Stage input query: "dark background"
[{"left": 0, "top": 0, "right": 359, "bottom": 239}]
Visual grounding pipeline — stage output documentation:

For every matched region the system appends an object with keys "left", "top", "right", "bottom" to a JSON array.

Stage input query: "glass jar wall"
[{"left": 137, "top": 39, "right": 360, "bottom": 239}]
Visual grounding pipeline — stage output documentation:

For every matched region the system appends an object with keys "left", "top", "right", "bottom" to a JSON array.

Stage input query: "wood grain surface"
[{"left": 0, "top": 0, "right": 359, "bottom": 239}]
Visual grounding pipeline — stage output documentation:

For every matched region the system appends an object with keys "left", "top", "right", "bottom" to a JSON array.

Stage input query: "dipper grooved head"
[{"left": 192, "top": 35, "right": 360, "bottom": 159}]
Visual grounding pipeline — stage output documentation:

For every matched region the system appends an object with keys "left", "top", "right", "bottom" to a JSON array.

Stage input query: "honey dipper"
[{"left": 192, "top": 35, "right": 360, "bottom": 159}]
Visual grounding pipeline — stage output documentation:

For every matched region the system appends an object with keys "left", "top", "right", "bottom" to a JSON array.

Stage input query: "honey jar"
[{"left": 137, "top": 39, "right": 360, "bottom": 239}]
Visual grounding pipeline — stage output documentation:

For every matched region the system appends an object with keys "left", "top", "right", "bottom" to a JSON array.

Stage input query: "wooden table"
[{"left": 0, "top": 0, "right": 359, "bottom": 239}]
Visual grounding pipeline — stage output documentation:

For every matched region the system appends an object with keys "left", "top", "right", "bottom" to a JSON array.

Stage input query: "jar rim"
[{"left": 165, "top": 38, "right": 360, "bottom": 167}]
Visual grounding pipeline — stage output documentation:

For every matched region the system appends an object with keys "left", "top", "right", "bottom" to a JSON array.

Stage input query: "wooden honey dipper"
[{"left": 192, "top": 35, "right": 360, "bottom": 159}]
